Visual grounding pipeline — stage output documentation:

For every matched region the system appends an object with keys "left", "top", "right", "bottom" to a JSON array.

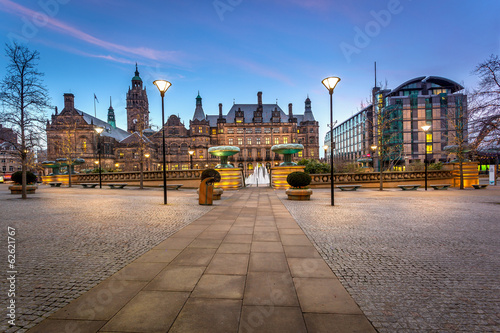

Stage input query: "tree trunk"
[
  {"left": 68, "top": 163, "right": 72, "bottom": 187},
  {"left": 459, "top": 158, "right": 464, "bottom": 190},
  {"left": 379, "top": 158, "right": 383, "bottom": 191}
]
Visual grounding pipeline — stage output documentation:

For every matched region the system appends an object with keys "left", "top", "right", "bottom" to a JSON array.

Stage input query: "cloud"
[{"left": 0, "top": 0, "right": 183, "bottom": 64}]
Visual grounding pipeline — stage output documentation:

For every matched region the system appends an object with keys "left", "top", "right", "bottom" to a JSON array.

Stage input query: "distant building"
[
  {"left": 46, "top": 66, "right": 320, "bottom": 174},
  {"left": 325, "top": 76, "right": 467, "bottom": 170},
  {"left": 0, "top": 124, "right": 21, "bottom": 173}
]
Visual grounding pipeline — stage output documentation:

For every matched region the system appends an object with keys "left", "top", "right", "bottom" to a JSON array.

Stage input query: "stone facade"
[{"left": 46, "top": 66, "right": 320, "bottom": 174}]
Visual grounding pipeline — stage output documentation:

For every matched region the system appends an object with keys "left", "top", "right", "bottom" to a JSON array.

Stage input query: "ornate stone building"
[{"left": 46, "top": 66, "right": 320, "bottom": 174}]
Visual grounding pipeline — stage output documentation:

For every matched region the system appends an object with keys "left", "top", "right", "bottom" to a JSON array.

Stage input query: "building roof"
[
  {"left": 76, "top": 110, "right": 130, "bottom": 141},
  {"left": 224, "top": 104, "right": 288, "bottom": 124},
  {"left": 390, "top": 76, "right": 464, "bottom": 95}
]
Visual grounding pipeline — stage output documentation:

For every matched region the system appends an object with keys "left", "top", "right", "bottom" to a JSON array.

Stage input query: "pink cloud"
[{"left": 0, "top": 0, "right": 182, "bottom": 64}]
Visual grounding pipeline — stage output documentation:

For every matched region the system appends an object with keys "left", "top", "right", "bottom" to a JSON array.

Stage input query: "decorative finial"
[{"left": 110, "top": 96, "right": 112, "bottom": 107}]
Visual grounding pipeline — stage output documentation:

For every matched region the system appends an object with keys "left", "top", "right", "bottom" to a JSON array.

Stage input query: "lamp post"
[
  {"left": 323, "top": 145, "right": 328, "bottom": 163},
  {"left": 322, "top": 76, "right": 341, "bottom": 206},
  {"left": 371, "top": 145, "right": 377, "bottom": 169},
  {"left": 94, "top": 126, "right": 104, "bottom": 188},
  {"left": 144, "top": 152, "right": 150, "bottom": 171},
  {"left": 188, "top": 149, "right": 194, "bottom": 169},
  {"left": 153, "top": 80, "right": 172, "bottom": 205},
  {"left": 421, "top": 125, "right": 431, "bottom": 191}
]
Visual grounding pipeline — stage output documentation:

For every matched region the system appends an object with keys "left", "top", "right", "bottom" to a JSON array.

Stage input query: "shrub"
[
  {"left": 201, "top": 168, "right": 221, "bottom": 183},
  {"left": 287, "top": 171, "right": 311, "bottom": 188},
  {"left": 428, "top": 162, "right": 443, "bottom": 170},
  {"left": 297, "top": 159, "right": 331, "bottom": 174},
  {"left": 11, "top": 171, "right": 37, "bottom": 184}
]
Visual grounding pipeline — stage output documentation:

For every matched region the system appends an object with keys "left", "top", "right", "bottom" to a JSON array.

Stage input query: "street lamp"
[
  {"left": 94, "top": 126, "right": 104, "bottom": 188},
  {"left": 188, "top": 148, "right": 195, "bottom": 169},
  {"left": 371, "top": 145, "right": 377, "bottom": 169},
  {"left": 153, "top": 79, "right": 172, "bottom": 205},
  {"left": 322, "top": 76, "right": 341, "bottom": 206},
  {"left": 421, "top": 125, "right": 431, "bottom": 191},
  {"left": 323, "top": 145, "right": 328, "bottom": 163}
]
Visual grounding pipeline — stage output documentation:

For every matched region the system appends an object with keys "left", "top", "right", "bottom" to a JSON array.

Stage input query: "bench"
[
  {"left": 81, "top": 183, "right": 98, "bottom": 188},
  {"left": 160, "top": 184, "right": 183, "bottom": 190},
  {"left": 397, "top": 184, "right": 421, "bottom": 191},
  {"left": 108, "top": 183, "right": 127, "bottom": 189},
  {"left": 336, "top": 185, "right": 362, "bottom": 191},
  {"left": 49, "top": 182, "right": 62, "bottom": 187},
  {"left": 430, "top": 184, "right": 451, "bottom": 190},
  {"left": 472, "top": 184, "right": 488, "bottom": 189}
]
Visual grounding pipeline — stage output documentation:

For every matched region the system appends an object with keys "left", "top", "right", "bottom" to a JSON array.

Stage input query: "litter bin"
[{"left": 199, "top": 177, "right": 214, "bottom": 205}]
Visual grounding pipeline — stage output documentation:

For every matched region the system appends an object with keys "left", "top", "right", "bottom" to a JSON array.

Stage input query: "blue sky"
[{"left": 1, "top": 0, "right": 499, "bottom": 153}]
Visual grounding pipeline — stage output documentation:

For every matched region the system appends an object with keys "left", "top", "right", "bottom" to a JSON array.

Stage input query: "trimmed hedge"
[
  {"left": 11, "top": 171, "right": 37, "bottom": 184},
  {"left": 287, "top": 171, "right": 311, "bottom": 188}
]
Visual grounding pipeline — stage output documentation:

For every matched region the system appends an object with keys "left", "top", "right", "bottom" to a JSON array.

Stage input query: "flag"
[{"left": 94, "top": 94, "right": 99, "bottom": 103}]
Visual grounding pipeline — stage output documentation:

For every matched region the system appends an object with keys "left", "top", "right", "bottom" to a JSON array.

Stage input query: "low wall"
[
  {"left": 76, "top": 170, "right": 203, "bottom": 189},
  {"left": 309, "top": 170, "right": 455, "bottom": 188}
]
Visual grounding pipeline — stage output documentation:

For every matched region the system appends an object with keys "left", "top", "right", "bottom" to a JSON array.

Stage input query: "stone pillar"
[
  {"left": 216, "top": 168, "right": 243, "bottom": 190},
  {"left": 452, "top": 161, "right": 479, "bottom": 188},
  {"left": 270, "top": 165, "right": 306, "bottom": 189}
]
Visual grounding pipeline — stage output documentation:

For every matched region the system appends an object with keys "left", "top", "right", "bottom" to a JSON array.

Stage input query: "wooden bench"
[
  {"left": 472, "top": 184, "right": 488, "bottom": 189},
  {"left": 160, "top": 184, "right": 183, "bottom": 190},
  {"left": 49, "top": 182, "right": 62, "bottom": 187},
  {"left": 81, "top": 183, "right": 98, "bottom": 188},
  {"left": 336, "top": 185, "right": 362, "bottom": 191},
  {"left": 397, "top": 184, "right": 421, "bottom": 191},
  {"left": 430, "top": 184, "right": 451, "bottom": 190},
  {"left": 108, "top": 183, "right": 127, "bottom": 189}
]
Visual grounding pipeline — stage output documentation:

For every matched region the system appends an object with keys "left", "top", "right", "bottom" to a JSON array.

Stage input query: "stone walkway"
[{"left": 27, "top": 188, "right": 375, "bottom": 332}]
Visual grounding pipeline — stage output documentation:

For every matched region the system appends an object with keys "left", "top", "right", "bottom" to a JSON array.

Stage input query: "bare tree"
[
  {"left": 0, "top": 43, "right": 50, "bottom": 198},
  {"left": 369, "top": 99, "right": 405, "bottom": 190},
  {"left": 468, "top": 54, "right": 500, "bottom": 151}
]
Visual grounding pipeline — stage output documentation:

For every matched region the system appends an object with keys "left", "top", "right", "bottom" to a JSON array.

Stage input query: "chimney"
[
  {"left": 64, "top": 93, "right": 75, "bottom": 110},
  {"left": 219, "top": 103, "right": 223, "bottom": 118},
  {"left": 288, "top": 103, "right": 293, "bottom": 117},
  {"left": 257, "top": 91, "right": 263, "bottom": 107}
]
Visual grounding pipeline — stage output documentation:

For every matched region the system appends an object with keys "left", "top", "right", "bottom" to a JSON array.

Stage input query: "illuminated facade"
[
  {"left": 325, "top": 76, "right": 467, "bottom": 170},
  {"left": 46, "top": 66, "right": 320, "bottom": 173}
]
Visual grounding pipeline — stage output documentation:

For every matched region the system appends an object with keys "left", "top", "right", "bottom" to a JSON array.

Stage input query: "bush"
[
  {"left": 428, "top": 162, "right": 443, "bottom": 170},
  {"left": 201, "top": 169, "right": 221, "bottom": 183},
  {"left": 297, "top": 159, "right": 330, "bottom": 174},
  {"left": 11, "top": 171, "right": 37, "bottom": 184},
  {"left": 287, "top": 171, "right": 311, "bottom": 188}
]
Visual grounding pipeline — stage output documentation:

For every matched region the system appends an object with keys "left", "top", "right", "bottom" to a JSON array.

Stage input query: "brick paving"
[
  {"left": 24, "top": 188, "right": 375, "bottom": 332},
  {"left": 0, "top": 185, "right": 214, "bottom": 332},
  {"left": 279, "top": 186, "right": 500, "bottom": 332}
]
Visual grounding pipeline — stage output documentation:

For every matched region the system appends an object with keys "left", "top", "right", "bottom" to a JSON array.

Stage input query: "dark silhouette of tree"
[{"left": 0, "top": 43, "right": 50, "bottom": 198}]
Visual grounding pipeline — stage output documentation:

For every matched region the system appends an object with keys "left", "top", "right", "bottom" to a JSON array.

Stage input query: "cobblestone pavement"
[
  {"left": 279, "top": 187, "right": 500, "bottom": 332},
  {"left": 0, "top": 184, "right": 218, "bottom": 332}
]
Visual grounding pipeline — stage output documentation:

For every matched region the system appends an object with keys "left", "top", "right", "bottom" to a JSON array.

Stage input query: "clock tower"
[{"left": 126, "top": 64, "right": 149, "bottom": 132}]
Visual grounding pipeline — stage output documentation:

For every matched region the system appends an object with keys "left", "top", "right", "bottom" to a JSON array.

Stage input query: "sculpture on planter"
[
  {"left": 285, "top": 171, "right": 312, "bottom": 200},
  {"left": 199, "top": 169, "right": 222, "bottom": 205}
]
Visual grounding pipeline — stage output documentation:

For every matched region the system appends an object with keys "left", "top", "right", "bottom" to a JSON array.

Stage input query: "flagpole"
[{"left": 94, "top": 95, "right": 96, "bottom": 117}]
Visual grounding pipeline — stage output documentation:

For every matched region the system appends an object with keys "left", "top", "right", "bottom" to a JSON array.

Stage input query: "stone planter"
[
  {"left": 9, "top": 185, "right": 38, "bottom": 194},
  {"left": 285, "top": 188, "right": 312, "bottom": 200}
]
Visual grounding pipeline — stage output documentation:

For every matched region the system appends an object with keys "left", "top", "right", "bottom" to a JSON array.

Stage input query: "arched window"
[{"left": 170, "top": 143, "right": 179, "bottom": 155}]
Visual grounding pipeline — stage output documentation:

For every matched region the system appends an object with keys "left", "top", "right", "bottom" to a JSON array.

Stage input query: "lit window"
[
  {"left": 298, "top": 151, "right": 303, "bottom": 157},
  {"left": 82, "top": 140, "right": 87, "bottom": 152},
  {"left": 199, "top": 127, "right": 202, "bottom": 133},
  {"left": 426, "top": 144, "right": 432, "bottom": 153},
  {"left": 182, "top": 164, "right": 189, "bottom": 170},
  {"left": 212, "top": 129, "right": 216, "bottom": 135},
  {"left": 247, "top": 138, "right": 252, "bottom": 145},
  {"left": 228, "top": 138, "right": 234, "bottom": 145},
  {"left": 426, "top": 133, "right": 432, "bottom": 143},
  {"left": 265, "top": 138, "right": 270, "bottom": 145},
  {"left": 219, "top": 128, "right": 224, "bottom": 134},
  {"left": 283, "top": 137, "right": 288, "bottom": 144},
  {"left": 311, "top": 151, "right": 314, "bottom": 156},
  {"left": 274, "top": 137, "right": 279, "bottom": 144},
  {"left": 238, "top": 138, "right": 243, "bottom": 145},
  {"left": 256, "top": 138, "right": 261, "bottom": 145}
]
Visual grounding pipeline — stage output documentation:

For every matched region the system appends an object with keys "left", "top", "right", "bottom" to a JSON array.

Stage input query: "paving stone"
[
  {"left": 217, "top": 242, "right": 252, "bottom": 254},
  {"left": 26, "top": 319, "right": 106, "bottom": 333},
  {"left": 205, "top": 253, "right": 250, "bottom": 275},
  {"left": 249, "top": 253, "right": 288, "bottom": 272},
  {"left": 243, "top": 272, "right": 299, "bottom": 306},
  {"left": 283, "top": 245, "right": 322, "bottom": 258},
  {"left": 169, "top": 298, "right": 241, "bottom": 333},
  {"left": 134, "top": 249, "right": 182, "bottom": 263},
  {"left": 100, "top": 291, "right": 189, "bottom": 332},
  {"left": 191, "top": 274, "right": 246, "bottom": 299},
  {"left": 144, "top": 266, "right": 205, "bottom": 291},
  {"left": 251, "top": 241, "right": 283, "bottom": 253},
  {"left": 239, "top": 306, "right": 307, "bottom": 333},
  {"left": 287, "top": 258, "right": 337, "bottom": 278},
  {"left": 304, "top": 313, "right": 377, "bottom": 333},
  {"left": 170, "top": 247, "right": 217, "bottom": 266}
]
